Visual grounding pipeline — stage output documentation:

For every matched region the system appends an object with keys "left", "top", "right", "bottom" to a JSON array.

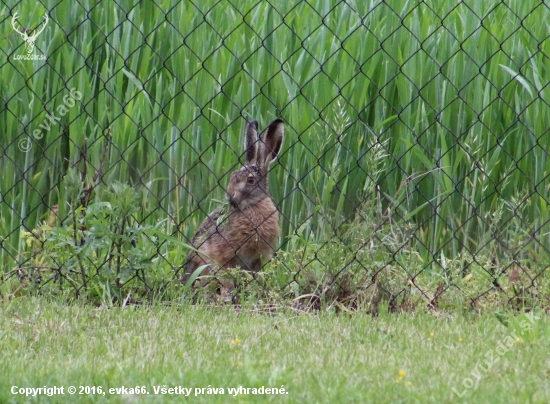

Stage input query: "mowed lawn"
[{"left": 0, "top": 298, "right": 548, "bottom": 404}]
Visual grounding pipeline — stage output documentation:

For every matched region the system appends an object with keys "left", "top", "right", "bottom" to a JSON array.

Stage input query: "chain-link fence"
[{"left": 1, "top": 0, "right": 549, "bottom": 310}]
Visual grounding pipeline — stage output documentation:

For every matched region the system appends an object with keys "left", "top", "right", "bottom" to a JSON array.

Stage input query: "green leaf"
[
  {"left": 499, "top": 65, "right": 534, "bottom": 98},
  {"left": 183, "top": 264, "right": 210, "bottom": 290},
  {"left": 494, "top": 312, "right": 510, "bottom": 328}
]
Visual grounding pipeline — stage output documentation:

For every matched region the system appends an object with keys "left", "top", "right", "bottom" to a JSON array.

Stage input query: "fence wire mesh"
[{"left": 1, "top": 0, "right": 549, "bottom": 311}]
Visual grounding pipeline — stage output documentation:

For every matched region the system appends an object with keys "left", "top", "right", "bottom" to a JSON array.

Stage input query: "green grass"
[
  {"left": 1, "top": 0, "right": 549, "bottom": 306},
  {"left": 0, "top": 297, "right": 548, "bottom": 403}
]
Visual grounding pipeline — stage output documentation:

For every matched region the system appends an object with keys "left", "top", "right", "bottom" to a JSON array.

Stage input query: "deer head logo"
[{"left": 11, "top": 11, "right": 49, "bottom": 54}]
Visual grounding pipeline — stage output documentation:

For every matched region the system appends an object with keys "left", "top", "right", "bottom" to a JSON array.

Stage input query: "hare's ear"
[
  {"left": 259, "top": 119, "right": 284, "bottom": 166},
  {"left": 245, "top": 120, "right": 259, "bottom": 164}
]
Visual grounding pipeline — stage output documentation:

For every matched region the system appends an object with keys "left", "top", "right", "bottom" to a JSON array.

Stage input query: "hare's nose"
[{"left": 226, "top": 192, "right": 239, "bottom": 208}]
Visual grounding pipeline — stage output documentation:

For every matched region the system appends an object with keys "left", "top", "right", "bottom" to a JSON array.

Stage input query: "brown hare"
[{"left": 182, "top": 118, "right": 285, "bottom": 295}]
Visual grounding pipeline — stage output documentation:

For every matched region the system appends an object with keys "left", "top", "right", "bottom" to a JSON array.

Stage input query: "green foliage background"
[{"left": 1, "top": 0, "right": 549, "bottom": 293}]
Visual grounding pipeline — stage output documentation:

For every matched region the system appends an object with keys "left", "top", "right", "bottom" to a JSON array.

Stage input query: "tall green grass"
[{"left": 1, "top": 0, "right": 549, "bottom": 282}]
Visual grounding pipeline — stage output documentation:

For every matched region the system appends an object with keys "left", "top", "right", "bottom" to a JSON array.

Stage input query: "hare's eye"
[{"left": 246, "top": 174, "right": 255, "bottom": 185}]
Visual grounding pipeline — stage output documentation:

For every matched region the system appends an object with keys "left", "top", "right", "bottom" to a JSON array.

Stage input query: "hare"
[{"left": 182, "top": 118, "right": 285, "bottom": 293}]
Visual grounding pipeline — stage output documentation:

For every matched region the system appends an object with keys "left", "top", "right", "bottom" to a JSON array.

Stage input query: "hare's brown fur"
[
  {"left": 182, "top": 119, "right": 284, "bottom": 284},
  {"left": 185, "top": 197, "right": 280, "bottom": 274}
]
